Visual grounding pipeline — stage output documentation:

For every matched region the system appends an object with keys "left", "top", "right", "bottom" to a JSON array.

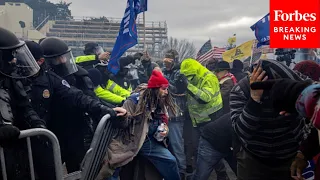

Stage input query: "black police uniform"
[
  {"left": 28, "top": 67, "right": 114, "bottom": 177},
  {"left": 0, "top": 27, "right": 46, "bottom": 180},
  {"left": 39, "top": 37, "right": 116, "bottom": 173}
]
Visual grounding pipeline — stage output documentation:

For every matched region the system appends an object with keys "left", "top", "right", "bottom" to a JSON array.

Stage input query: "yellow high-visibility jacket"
[{"left": 180, "top": 58, "right": 223, "bottom": 127}]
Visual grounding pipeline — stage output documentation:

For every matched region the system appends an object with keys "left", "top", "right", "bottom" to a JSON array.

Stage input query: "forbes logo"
[{"left": 273, "top": 10, "right": 317, "bottom": 22}]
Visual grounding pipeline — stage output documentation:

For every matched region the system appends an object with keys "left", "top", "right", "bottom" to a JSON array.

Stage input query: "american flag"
[
  {"left": 196, "top": 40, "right": 212, "bottom": 60},
  {"left": 212, "top": 47, "right": 226, "bottom": 59},
  {"left": 198, "top": 47, "right": 227, "bottom": 63}
]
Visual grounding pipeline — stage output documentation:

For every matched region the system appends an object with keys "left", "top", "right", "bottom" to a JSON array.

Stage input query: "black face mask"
[
  {"left": 52, "top": 64, "right": 70, "bottom": 77},
  {"left": 1, "top": 50, "right": 17, "bottom": 75}
]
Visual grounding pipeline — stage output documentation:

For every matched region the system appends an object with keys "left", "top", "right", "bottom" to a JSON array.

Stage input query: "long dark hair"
[{"left": 133, "top": 88, "right": 177, "bottom": 118}]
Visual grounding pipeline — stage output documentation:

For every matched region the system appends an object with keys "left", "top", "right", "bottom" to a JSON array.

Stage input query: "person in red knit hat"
[
  {"left": 294, "top": 60, "right": 320, "bottom": 82},
  {"left": 102, "top": 70, "right": 181, "bottom": 180}
]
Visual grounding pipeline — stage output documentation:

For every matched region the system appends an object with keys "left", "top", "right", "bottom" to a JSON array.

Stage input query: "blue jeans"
[
  {"left": 168, "top": 120, "right": 187, "bottom": 173},
  {"left": 106, "top": 168, "right": 120, "bottom": 180},
  {"left": 193, "top": 137, "right": 237, "bottom": 180},
  {"left": 139, "top": 138, "right": 181, "bottom": 180}
]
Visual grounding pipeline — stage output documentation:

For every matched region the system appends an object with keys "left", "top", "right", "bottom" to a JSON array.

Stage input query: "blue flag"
[
  {"left": 108, "top": 0, "right": 138, "bottom": 75},
  {"left": 250, "top": 13, "right": 270, "bottom": 48},
  {"left": 134, "top": 0, "right": 148, "bottom": 14}
]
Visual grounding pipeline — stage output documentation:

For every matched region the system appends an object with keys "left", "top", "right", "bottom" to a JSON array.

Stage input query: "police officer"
[
  {"left": 40, "top": 37, "right": 97, "bottom": 97},
  {"left": 0, "top": 27, "right": 46, "bottom": 179},
  {"left": 25, "top": 40, "right": 127, "bottom": 175}
]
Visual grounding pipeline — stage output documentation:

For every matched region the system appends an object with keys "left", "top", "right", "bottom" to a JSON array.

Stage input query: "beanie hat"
[
  {"left": 260, "top": 59, "right": 302, "bottom": 80},
  {"left": 293, "top": 60, "right": 320, "bottom": 81},
  {"left": 206, "top": 60, "right": 217, "bottom": 71},
  {"left": 25, "top": 41, "right": 44, "bottom": 60},
  {"left": 87, "top": 68, "right": 102, "bottom": 87},
  {"left": 147, "top": 70, "right": 169, "bottom": 88},
  {"left": 165, "top": 49, "right": 179, "bottom": 62},
  {"left": 215, "top": 61, "right": 230, "bottom": 72},
  {"left": 232, "top": 59, "right": 243, "bottom": 70}
]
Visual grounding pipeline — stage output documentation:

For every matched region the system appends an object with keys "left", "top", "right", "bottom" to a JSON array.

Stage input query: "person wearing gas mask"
[
  {"left": 75, "top": 42, "right": 110, "bottom": 70},
  {"left": 0, "top": 27, "right": 46, "bottom": 179},
  {"left": 138, "top": 51, "right": 160, "bottom": 84},
  {"left": 38, "top": 38, "right": 127, "bottom": 173},
  {"left": 91, "top": 51, "right": 143, "bottom": 91},
  {"left": 110, "top": 52, "right": 144, "bottom": 91},
  {"left": 161, "top": 49, "right": 188, "bottom": 178}
]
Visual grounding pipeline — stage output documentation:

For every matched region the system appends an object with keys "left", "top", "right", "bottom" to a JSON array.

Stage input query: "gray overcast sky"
[{"left": 49, "top": 0, "right": 269, "bottom": 49}]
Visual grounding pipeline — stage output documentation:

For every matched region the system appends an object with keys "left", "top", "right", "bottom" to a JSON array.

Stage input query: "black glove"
[
  {"left": 100, "top": 106, "right": 117, "bottom": 120},
  {"left": 175, "top": 74, "right": 188, "bottom": 94},
  {"left": 133, "top": 52, "right": 143, "bottom": 61},
  {"left": 251, "top": 79, "right": 312, "bottom": 113},
  {"left": 29, "top": 115, "right": 47, "bottom": 129},
  {"left": 0, "top": 125, "right": 20, "bottom": 147},
  {"left": 100, "top": 106, "right": 128, "bottom": 128}
]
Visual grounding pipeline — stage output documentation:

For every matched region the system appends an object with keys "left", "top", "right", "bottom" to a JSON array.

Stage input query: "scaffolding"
[{"left": 45, "top": 16, "right": 168, "bottom": 57}]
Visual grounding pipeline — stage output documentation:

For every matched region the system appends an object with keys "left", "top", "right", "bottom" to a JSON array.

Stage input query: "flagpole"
[
  {"left": 143, "top": 11, "right": 146, "bottom": 51},
  {"left": 249, "top": 40, "right": 255, "bottom": 66}
]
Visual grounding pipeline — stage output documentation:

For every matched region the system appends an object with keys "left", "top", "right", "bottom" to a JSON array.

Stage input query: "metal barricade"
[
  {"left": 64, "top": 114, "right": 115, "bottom": 180},
  {"left": 0, "top": 128, "right": 63, "bottom": 180}
]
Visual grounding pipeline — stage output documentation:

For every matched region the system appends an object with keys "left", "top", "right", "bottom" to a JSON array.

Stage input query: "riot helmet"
[
  {"left": 0, "top": 27, "right": 40, "bottom": 78},
  {"left": 40, "top": 37, "right": 78, "bottom": 77},
  {"left": 84, "top": 42, "right": 104, "bottom": 56}
]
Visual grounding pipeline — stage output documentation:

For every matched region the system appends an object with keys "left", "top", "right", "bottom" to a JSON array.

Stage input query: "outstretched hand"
[
  {"left": 113, "top": 107, "right": 127, "bottom": 117},
  {"left": 251, "top": 79, "right": 312, "bottom": 114}
]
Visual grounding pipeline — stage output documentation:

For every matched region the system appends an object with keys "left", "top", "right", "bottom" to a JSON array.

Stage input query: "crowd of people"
[{"left": 0, "top": 26, "right": 320, "bottom": 180}]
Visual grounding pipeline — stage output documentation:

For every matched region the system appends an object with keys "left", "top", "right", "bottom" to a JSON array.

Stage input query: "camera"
[{"left": 275, "top": 48, "right": 296, "bottom": 66}]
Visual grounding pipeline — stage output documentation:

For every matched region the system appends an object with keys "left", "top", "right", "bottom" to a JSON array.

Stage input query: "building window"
[
  {"left": 15, "top": 3, "right": 21, "bottom": 6},
  {"left": 9, "top": 3, "right": 13, "bottom": 5}
]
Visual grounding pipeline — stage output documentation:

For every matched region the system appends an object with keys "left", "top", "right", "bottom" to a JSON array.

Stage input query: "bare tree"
[{"left": 149, "top": 37, "right": 196, "bottom": 62}]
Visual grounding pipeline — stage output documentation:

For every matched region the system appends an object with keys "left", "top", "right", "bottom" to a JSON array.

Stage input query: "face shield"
[
  {"left": 0, "top": 44, "right": 40, "bottom": 78},
  {"left": 46, "top": 51, "right": 78, "bottom": 77}
]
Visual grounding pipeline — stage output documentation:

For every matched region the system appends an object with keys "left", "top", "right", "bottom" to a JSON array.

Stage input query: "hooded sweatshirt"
[{"left": 180, "top": 58, "right": 223, "bottom": 126}]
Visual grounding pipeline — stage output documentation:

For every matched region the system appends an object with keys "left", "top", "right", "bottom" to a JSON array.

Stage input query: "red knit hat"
[
  {"left": 147, "top": 70, "right": 169, "bottom": 88},
  {"left": 293, "top": 60, "right": 320, "bottom": 81}
]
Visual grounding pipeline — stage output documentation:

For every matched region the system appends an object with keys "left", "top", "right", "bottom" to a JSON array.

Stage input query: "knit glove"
[
  {"left": 290, "top": 152, "right": 308, "bottom": 180},
  {"left": 250, "top": 79, "right": 312, "bottom": 113},
  {"left": 0, "top": 125, "right": 20, "bottom": 147},
  {"left": 175, "top": 73, "right": 188, "bottom": 94}
]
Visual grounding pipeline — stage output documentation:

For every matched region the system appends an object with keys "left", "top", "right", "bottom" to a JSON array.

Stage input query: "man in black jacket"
[
  {"left": 230, "top": 60, "right": 246, "bottom": 81},
  {"left": 194, "top": 113, "right": 237, "bottom": 180},
  {"left": 26, "top": 41, "right": 127, "bottom": 177},
  {"left": 162, "top": 49, "right": 188, "bottom": 178},
  {"left": 138, "top": 51, "right": 159, "bottom": 84}
]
